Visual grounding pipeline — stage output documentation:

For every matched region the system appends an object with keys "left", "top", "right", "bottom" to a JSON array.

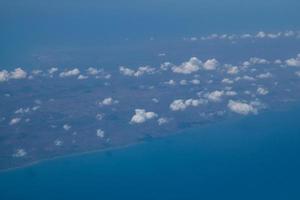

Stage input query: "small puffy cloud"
[
  {"left": 285, "top": 54, "right": 300, "bottom": 67},
  {"left": 243, "top": 57, "right": 270, "bottom": 66},
  {"left": 164, "top": 79, "right": 176, "bottom": 86},
  {"left": 130, "top": 109, "right": 158, "bottom": 124},
  {"left": 87, "top": 67, "right": 103, "bottom": 75},
  {"left": 48, "top": 67, "right": 58, "bottom": 74},
  {"left": 206, "top": 90, "right": 224, "bottom": 102},
  {"left": 10, "top": 68, "right": 27, "bottom": 79},
  {"left": 12, "top": 149, "right": 27, "bottom": 158},
  {"left": 295, "top": 71, "right": 300, "bottom": 77},
  {"left": 190, "top": 79, "right": 200, "bottom": 85},
  {"left": 0, "top": 70, "right": 10, "bottom": 82},
  {"left": 170, "top": 98, "right": 205, "bottom": 111},
  {"left": 203, "top": 58, "right": 219, "bottom": 70},
  {"left": 59, "top": 68, "right": 80, "bottom": 78},
  {"left": 99, "top": 97, "right": 119, "bottom": 106},
  {"left": 158, "top": 117, "right": 169, "bottom": 125},
  {"left": 222, "top": 78, "right": 234, "bottom": 84},
  {"left": 172, "top": 57, "right": 202, "bottom": 74},
  {"left": 227, "top": 100, "right": 258, "bottom": 115},
  {"left": 96, "top": 129, "right": 105, "bottom": 138},
  {"left": 63, "top": 124, "right": 71, "bottom": 131},
  {"left": 119, "top": 66, "right": 155, "bottom": 77},
  {"left": 227, "top": 66, "right": 239, "bottom": 74},
  {"left": 78, "top": 75, "right": 88, "bottom": 80},
  {"left": 9, "top": 117, "right": 21, "bottom": 125},
  {"left": 256, "top": 31, "right": 267, "bottom": 38},
  {"left": 54, "top": 139, "right": 63, "bottom": 146},
  {"left": 257, "top": 87, "right": 269, "bottom": 95},
  {"left": 256, "top": 72, "right": 272, "bottom": 79}
]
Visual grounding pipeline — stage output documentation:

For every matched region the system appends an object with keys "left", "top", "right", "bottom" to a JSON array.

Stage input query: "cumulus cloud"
[
  {"left": 285, "top": 54, "right": 300, "bottom": 67},
  {"left": 96, "top": 129, "right": 105, "bottom": 138},
  {"left": 87, "top": 67, "right": 103, "bottom": 75},
  {"left": 257, "top": 87, "right": 269, "bottom": 95},
  {"left": 206, "top": 90, "right": 224, "bottom": 102},
  {"left": 10, "top": 68, "right": 27, "bottom": 79},
  {"left": 243, "top": 57, "right": 270, "bottom": 66},
  {"left": 78, "top": 75, "right": 88, "bottom": 80},
  {"left": 172, "top": 57, "right": 202, "bottom": 74},
  {"left": 222, "top": 78, "right": 234, "bottom": 84},
  {"left": 12, "top": 149, "right": 27, "bottom": 158},
  {"left": 256, "top": 72, "right": 272, "bottom": 79},
  {"left": 99, "top": 97, "right": 119, "bottom": 106},
  {"left": 130, "top": 109, "right": 158, "bottom": 124},
  {"left": 59, "top": 68, "right": 80, "bottom": 78},
  {"left": 63, "top": 124, "right": 71, "bottom": 131},
  {"left": 9, "top": 117, "right": 21, "bottom": 125},
  {"left": 0, "top": 70, "right": 9, "bottom": 82},
  {"left": 203, "top": 59, "right": 219, "bottom": 70},
  {"left": 48, "top": 67, "right": 58, "bottom": 74},
  {"left": 119, "top": 66, "right": 155, "bottom": 77},
  {"left": 170, "top": 98, "right": 206, "bottom": 111},
  {"left": 227, "top": 100, "right": 258, "bottom": 115},
  {"left": 227, "top": 66, "right": 239, "bottom": 74},
  {"left": 157, "top": 117, "right": 169, "bottom": 125},
  {"left": 1, "top": 68, "right": 27, "bottom": 82}
]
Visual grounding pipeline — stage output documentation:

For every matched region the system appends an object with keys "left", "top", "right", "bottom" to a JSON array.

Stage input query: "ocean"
[{"left": 1, "top": 104, "right": 300, "bottom": 200}]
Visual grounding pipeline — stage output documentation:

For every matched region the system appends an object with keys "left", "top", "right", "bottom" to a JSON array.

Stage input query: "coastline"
[{"left": 1, "top": 102, "right": 300, "bottom": 173}]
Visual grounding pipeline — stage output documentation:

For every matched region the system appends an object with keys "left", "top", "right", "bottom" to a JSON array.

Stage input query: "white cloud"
[
  {"left": 164, "top": 79, "right": 176, "bottom": 86},
  {"left": 190, "top": 79, "right": 200, "bottom": 85},
  {"left": 63, "top": 124, "right": 71, "bottom": 131},
  {"left": 172, "top": 57, "right": 202, "bottom": 74},
  {"left": 203, "top": 59, "right": 219, "bottom": 70},
  {"left": 96, "top": 129, "right": 105, "bottom": 138},
  {"left": 243, "top": 57, "right": 270, "bottom": 66},
  {"left": 59, "top": 68, "right": 80, "bottom": 78},
  {"left": 10, "top": 68, "right": 27, "bottom": 79},
  {"left": 285, "top": 54, "right": 300, "bottom": 67},
  {"left": 256, "top": 72, "right": 272, "bottom": 79},
  {"left": 99, "top": 97, "right": 119, "bottom": 106},
  {"left": 130, "top": 109, "right": 158, "bottom": 124},
  {"left": 158, "top": 117, "right": 169, "bottom": 125},
  {"left": 87, "top": 67, "right": 103, "bottom": 75},
  {"left": 119, "top": 66, "right": 155, "bottom": 77},
  {"left": 296, "top": 71, "right": 300, "bottom": 77},
  {"left": 12, "top": 149, "right": 27, "bottom": 158},
  {"left": 222, "top": 78, "right": 234, "bottom": 84},
  {"left": 54, "top": 139, "right": 63, "bottom": 146},
  {"left": 227, "top": 100, "right": 258, "bottom": 115},
  {"left": 170, "top": 98, "right": 205, "bottom": 111},
  {"left": 9, "top": 117, "right": 21, "bottom": 125},
  {"left": 0, "top": 70, "right": 10, "bottom": 82},
  {"left": 78, "top": 75, "right": 88, "bottom": 80},
  {"left": 48, "top": 67, "right": 58, "bottom": 74},
  {"left": 206, "top": 90, "right": 224, "bottom": 102},
  {"left": 257, "top": 87, "right": 269, "bottom": 95},
  {"left": 227, "top": 66, "right": 239, "bottom": 74}
]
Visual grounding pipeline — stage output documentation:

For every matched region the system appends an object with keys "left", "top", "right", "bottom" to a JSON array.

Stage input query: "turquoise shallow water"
[{"left": 1, "top": 105, "right": 300, "bottom": 200}]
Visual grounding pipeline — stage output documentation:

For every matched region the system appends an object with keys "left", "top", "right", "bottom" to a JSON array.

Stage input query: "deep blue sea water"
[{"left": 1, "top": 104, "right": 300, "bottom": 200}]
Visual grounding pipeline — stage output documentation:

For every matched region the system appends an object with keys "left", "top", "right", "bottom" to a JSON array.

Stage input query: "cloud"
[
  {"left": 172, "top": 57, "right": 202, "bottom": 74},
  {"left": 256, "top": 72, "right": 272, "bottom": 79},
  {"left": 296, "top": 71, "right": 300, "bottom": 77},
  {"left": 1, "top": 68, "right": 27, "bottom": 82},
  {"left": 243, "top": 57, "right": 270, "bottom": 66},
  {"left": 285, "top": 54, "right": 300, "bottom": 67},
  {"left": 158, "top": 117, "right": 169, "bottom": 125},
  {"left": 99, "top": 97, "right": 119, "bottom": 106},
  {"left": 206, "top": 90, "right": 224, "bottom": 102},
  {"left": 227, "top": 100, "right": 258, "bottom": 115},
  {"left": 78, "top": 75, "right": 88, "bottom": 80},
  {"left": 0, "top": 70, "right": 9, "bottom": 82},
  {"left": 203, "top": 59, "right": 219, "bottom": 70},
  {"left": 12, "top": 149, "right": 27, "bottom": 158},
  {"left": 119, "top": 66, "right": 155, "bottom": 77},
  {"left": 48, "top": 67, "right": 58, "bottom": 74},
  {"left": 87, "top": 67, "right": 103, "bottom": 75},
  {"left": 130, "top": 109, "right": 158, "bottom": 124},
  {"left": 227, "top": 66, "right": 239, "bottom": 74},
  {"left": 222, "top": 78, "right": 234, "bottom": 84},
  {"left": 170, "top": 98, "right": 206, "bottom": 111},
  {"left": 257, "top": 87, "right": 269, "bottom": 95},
  {"left": 9, "top": 117, "right": 21, "bottom": 125},
  {"left": 59, "top": 68, "right": 80, "bottom": 78},
  {"left": 96, "top": 129, "right": 105, "bottom": 138},
  {"left": 10, "top": 68, "right": 27, "bottom": 79},
  {"left": 63, "top": 124, "right": 71, "bottom": 131}
]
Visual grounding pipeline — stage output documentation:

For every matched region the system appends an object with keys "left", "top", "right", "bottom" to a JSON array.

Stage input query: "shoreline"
[{"left": 1, "top": 102, "right": 300, "bottom": 173}]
